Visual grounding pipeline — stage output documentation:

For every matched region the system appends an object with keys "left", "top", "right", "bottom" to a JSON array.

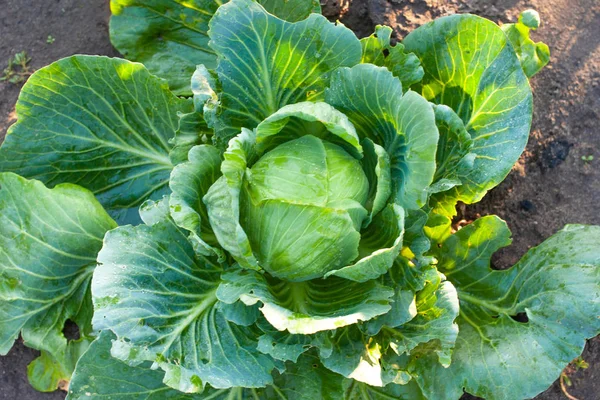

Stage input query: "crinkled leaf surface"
[
  {"left": 325, "top": 64, "right": 438, "bottom": 210},
  {"left": 217, "top": 269, "right": 394, "bottom": 334},
  {"left": 255, "top": 101, "right": 363, "bottom": 157},
  {"left": 423, "top": 189, "right": 461, "bottom": 249},
  {"left": 365, "top": 240, "right": 434, "bottom": 337},
  {"left": 0, "top": 173, "right": 116, "bottom": 358},
  {"left": 169, "top": 66, "right": 216, "bottom": 165},
  {"left": 344, "top": 379, "right": 425, "bottom": 400},
  {"left": 207, "top": 0, "right": 361, "bottom": 146},
  {"left": 256, "top": 318, "right": 332, "bottom": 362},
  {"left": 0, "top": 56, "right": 188, "bottom": 224},
  {"left": 67, "top": 331, "right": 211, "bottom": 399},
  {"left": 169, "top": 145, "right": 223, "bottom": 257},
  {"left": 430, "top": 104, "right": 473, "bottom": 191},
  {"left": 363, "top": 266, "right": 419, "bottom": 337},
  {"left": 262, "top": 351, "right": 345, "bottom": 400},
  {"left": 383, "top": 271, "right": 459, "bottom": 368},
  {"left": 360, "top": 138, "right": 392, "bottom": 226},
  {"left": 404, "top": 15, "right": 533, "bottom": 203},
  {"left": 322, "top": 325, "right": 401, "bottom": 387},
  {"left": 92, "top": 215, "right": 276, "bottom": 392},
  {"left": 204, "top": 129, "right": 260, "bottom": 271},
  {"left": 420, "top": 216, "right": 600, "bottom": 400},
  {"left": 322, "top": 269, "right": 458, "bottom": 387},
  {"left": 400, "top": 209, "right": 432, "bottom": 265},
  {"left": 325, "top": 203, "right": 404, "bottom": 282},
  {"left": 361, "top": 25, "right": 424, "bottom": 89},
  {"left": 502, "top": 10, "right": 550, "bottom": 78}
]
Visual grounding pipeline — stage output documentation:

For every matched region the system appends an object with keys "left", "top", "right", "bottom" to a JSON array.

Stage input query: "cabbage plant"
[{"left": 0, "top": 1, "right": 597, "bottom": 399}]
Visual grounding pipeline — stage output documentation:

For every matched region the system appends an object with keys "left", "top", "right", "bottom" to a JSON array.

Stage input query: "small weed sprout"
[
  {"left": 581, "top": 155, "right": 594, "bottom": 163},
  {"left": 1, "top": 51, "right": 33, "bottom": 84}
]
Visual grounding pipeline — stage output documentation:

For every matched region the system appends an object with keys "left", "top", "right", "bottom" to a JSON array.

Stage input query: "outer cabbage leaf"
[
  {"left": 321, "top": 269, "right": 458, "bottom": 387},
  {"left": 415, "top": 216, "right": 600, "bottom": 400},
  {"left": 27, "top": 338, "right": 91, "bottom": 392},
  {"left": 0, "top": 174, "right": 116, "bottom": 371},
  {"left": 360, "top": 25, "right": 424, "bottom": 89},
  {"left": 68, "top": 333, "right": 348, "bottom": 400},
  {"left": 404, "top": 15, "right": 533, "bottom": 203},
  {"left": 258, "top": 0, "right": 321, "bottom": 22},
  {"left": 429, "top": 104, "right": 474, "bottom": 193},
  {"left": 383, "top": 271, "right": 459, "bottom": 368},
  {"left": 344, "top": 379, "right": 425, "bottom": 400},
  {"left": 325, "top": 64, "right": 439, "bottom": 210},
  {"left": 169, "top": 66, "right": 216, "bottom": 165},
  {"left": 206, "top": 0, "right": 362, "bottom": 146},
  {"left": 109, "top": 0, "right": 221, "bottom": 95},
  {"left": 217, "top": 269, "right": 394, "bottom": 334},
  {"left": 256, "top": 318, "right": 332, "bottom": 362},
  {"left": 67, "top": 330, "right": 249, "bottom": 400},
  {"left": 109, "top": 0, "right": 322, "bottom": 94},
  {"left": 92, "top": 214, "right": 276, "bottom": 392},
  {"left": 255, "top": 101, "right": 363, "bottom": 157},
  {"left": 502, "top": 10, "right": 550, "bottom": 78},
  {"left": 325, "top": 203, "right": 404, "bottom": 282},
  {"left": 361, "top": 138, "right": 392, "bottom": 226},
  {"left": 262, "top": 352, "right": 345, "bottom": 400},
  {"left": 0, "top": 56, "right": 188, "bottom": 224},
  {"left": 169, "top": 145, "right": 223, "bottom": 258},
  {"left": 405, "top": 342, "right": 463, "bottom": 400},
  {"left": 204, "top": 129, "right": 261, "bottom": 271}
]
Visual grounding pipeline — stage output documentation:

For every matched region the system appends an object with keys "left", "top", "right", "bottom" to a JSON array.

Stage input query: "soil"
[{"left": 0, "top": 0, "right": 598, "bottom": 399}]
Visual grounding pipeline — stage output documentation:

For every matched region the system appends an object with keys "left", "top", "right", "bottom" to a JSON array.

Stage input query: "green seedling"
[
  {"left": 560, "top": 356, "right": 589, "bottom": 399},
  {"left": 0, "top": 51, "right": 33, "bottom": 84}
]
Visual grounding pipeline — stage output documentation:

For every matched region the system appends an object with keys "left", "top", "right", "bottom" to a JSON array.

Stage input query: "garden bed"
[{"left": 0, "top": 0, "right": 598, "bottom": 399}]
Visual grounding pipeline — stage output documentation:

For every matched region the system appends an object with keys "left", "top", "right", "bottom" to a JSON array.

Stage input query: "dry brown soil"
[{"left": 0, "top": 0, "right": 598, "bottom": 399}]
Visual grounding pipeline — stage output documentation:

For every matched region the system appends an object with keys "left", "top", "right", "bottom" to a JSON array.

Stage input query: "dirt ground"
[{"left": 0, "top": 0, "right": 598, "bottom": 399}]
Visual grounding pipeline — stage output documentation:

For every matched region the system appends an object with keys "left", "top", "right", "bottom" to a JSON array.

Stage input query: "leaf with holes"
[
  {"left": 413, "top": 217, "right": 600, "bottom": 400},
  {"left": 0, "top": 173, "right": 116, "bottom": 390}
]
